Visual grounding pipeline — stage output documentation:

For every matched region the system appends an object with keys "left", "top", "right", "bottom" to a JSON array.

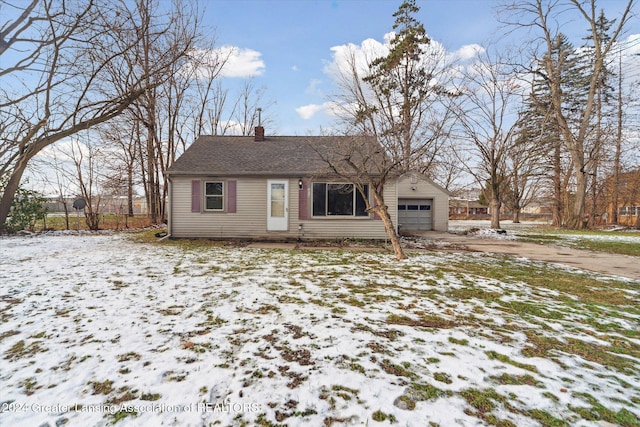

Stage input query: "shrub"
[{"left": 7, "top": 186, "right": 48, "bottom": 232}]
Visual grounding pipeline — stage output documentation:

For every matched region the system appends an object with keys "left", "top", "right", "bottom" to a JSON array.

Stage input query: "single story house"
[
  {"left": 165, "top": 129, "right": 450, "bottom": 240},
  {"left": 449, "top": 198, "right": 489, "bottom": 216}
]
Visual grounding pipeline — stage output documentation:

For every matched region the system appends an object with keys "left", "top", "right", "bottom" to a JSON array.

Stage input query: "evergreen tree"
[
  {"left": 361, "top": 0, "right": 456, "bottom": 173},
  {"left": 522, "top": 33, "right": 590, "bottom": 226}
]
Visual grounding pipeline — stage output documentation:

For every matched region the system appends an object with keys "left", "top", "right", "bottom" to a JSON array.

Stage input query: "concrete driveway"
[{"left": 414, "top": 232, "right": 640, "bottom": 281}]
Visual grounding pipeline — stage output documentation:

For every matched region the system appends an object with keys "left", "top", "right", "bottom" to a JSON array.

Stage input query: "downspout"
[{"left": 166, "top": 175, "right": 173, "bottom": 238}]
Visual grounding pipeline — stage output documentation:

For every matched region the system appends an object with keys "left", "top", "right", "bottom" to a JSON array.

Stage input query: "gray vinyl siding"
[
  {"left": 396, "top": 174, "right": 449, "bottom": 232},
  {"left": 169, "top": 177, "right": 395, "bottom": 240}
]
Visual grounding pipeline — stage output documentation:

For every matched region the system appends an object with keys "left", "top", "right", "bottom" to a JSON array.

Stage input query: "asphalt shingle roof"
[{"left": 166, "top": 135, "right": 377, "bottom": 177}]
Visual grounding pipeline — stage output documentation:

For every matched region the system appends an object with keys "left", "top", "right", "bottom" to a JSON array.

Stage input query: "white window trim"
[{"left": 204, "top": 181, "right": 224, "bottom": 211}]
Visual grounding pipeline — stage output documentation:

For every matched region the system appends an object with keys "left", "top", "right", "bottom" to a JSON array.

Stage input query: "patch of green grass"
[
  {"left": 331, "top": 385, "right": 359, "bottom": 402},
  {"left": 347, "top": 362, "right": 365, "bottom": 374},
  {"left": 21, "top": 377, "right": 40, "bottom": 395},
  {"left": 331, "top": 306, "right": 347, "bottom": 314},
  {"left": 278, "top": 295, "right": 306, "bottom": 304},
  {"left": 490, "top": 373, "right": 542, "bottom": 387},
  {"left": 90, "top": 380, "right": 114, "bottom": 395},
  {"left": 409, "top": 382, "right": 446, "bottom": 401},
  {"left": 433, "top": 372, "right": 453, "bottom": 384},
  {"left": 497, "top": 300, "right": 565, "bottom": 320},
  {"left": 485, "top": 350, "right": 538, "bottom": 373},
  {"left": 386, "top": 313, "right": 457, "bottom": 329},
  {"left": 140, "top": 393, "right": 161, "bottom": 401},
  {"left": 162, "top": 370, "right": 187, "bottom": 382},
  {"left": 254, "top": 304, "right": 280, "bottom": 315},
  {"left": 446, "top": 287, "right": 502, "bottom": 302},
  {"left": 448, "top": 337, "right": 469, "bottom": 346},
  {"left": 294, "top": 407, "right": 318, "bottom": 417},
  {"left": 379, "top": 359, "right": 416, "bottom": 378},
  {"left": 117, "top": 352, "right": 141, "bottom": 362},
  {"left": 523, "top": 332, "right": 638, "bottom": 375},
  {"left": 4, "top": 340, "right": 48, "bottom": 361},
  {"left": 460, "top": 387, "right": 505, "bottom": 413},
  {"left": 519, "top": 228, "right": 640, "bottom": 256},
  {"left": 371, "top": 409, "right": 396, "bottom": 423},
  {"left": 572, "top": 239, "right": 640, "bottom": 257},
  {"left": 352, "top": 323, "right": 403, "bottom": 341},
  {"left": 107, "top": 387, "right": 138, "bottom": 404},
  {"left": 444, "top": 258, "right": 635, "bottom": 306},
  {"left": 526, "top": 409, "right": 569, "bottom": 427},
  {"left": 569, "top": 392, "right": 640, "bottom": 427},
  {"left": 460, "top": 388, "right": 518, "bottom": 426},
  {"left": 0, "top": 330, "right": 20, "bottom": 343},
  {"left": 517, "top": 234, "right": 563, "bottom": 244},
  {"left": 394, "top": 394, "right": 416, "bottom": 410}
]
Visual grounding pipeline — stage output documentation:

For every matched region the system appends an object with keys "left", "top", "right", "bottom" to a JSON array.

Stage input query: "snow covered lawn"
[{"left": 1, "top": 233, "right": 638, "bottom": 426}]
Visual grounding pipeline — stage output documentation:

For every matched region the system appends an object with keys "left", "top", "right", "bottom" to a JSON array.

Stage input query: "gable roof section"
[
  {"left": 166, "top": 135, "right": 380, "bottom": 177},
  {"left": 399, "top": 171, "right": 452, "bottom": 196}
]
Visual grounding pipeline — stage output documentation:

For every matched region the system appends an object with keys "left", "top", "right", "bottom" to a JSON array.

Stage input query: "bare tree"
[
  {"left": 500, "top": 0, "right": 635, "bottom": 229},
  {"left": 453, "top": 49, "right": 524, "bottom": 229},
  {"left": 51, "top": 135, "right": 106, "bottom": 230},
  {"left": 319, "top": 0, "right": 460, "bottom": 258},
  {"left": 0, "top": 0, "right": 197, "bottom": 231},
  {"left": 98, "top": 117, "right": 140, "bottom": 218},
  {"left": 504, "top": 125, "right": 547, "bottom": 223},
  {"left": 312, "top": 136, "right": 407, "bottom": 260}
]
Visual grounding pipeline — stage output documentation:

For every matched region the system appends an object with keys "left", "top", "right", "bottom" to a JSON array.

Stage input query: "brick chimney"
[{"left": 254, "top": 125, "right": 265, "bottom": 142}]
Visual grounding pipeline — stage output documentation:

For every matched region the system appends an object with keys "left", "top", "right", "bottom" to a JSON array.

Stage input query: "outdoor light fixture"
[{"left": 298, "top": 179, "right": 303, "bottom": 189}]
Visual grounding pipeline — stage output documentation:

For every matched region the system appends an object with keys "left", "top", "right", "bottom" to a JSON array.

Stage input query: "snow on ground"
[
  {"left": 1, "top": 233, "right": 638, "bottom": 426},
  {"left": 449, "top": 219, "right": 640, "bottom": 244},
  {"left": 449, "top": 220, "right": 550, "bottom": 233}
]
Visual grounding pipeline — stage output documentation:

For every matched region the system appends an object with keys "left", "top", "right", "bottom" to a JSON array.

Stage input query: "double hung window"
[{"left": 205, "top": 182, "right": 224, "bottom": 210}]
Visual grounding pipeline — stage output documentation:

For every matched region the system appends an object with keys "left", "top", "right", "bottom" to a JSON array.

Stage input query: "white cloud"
[
  {"left": 296, "top": 104, "right": 324, "bottom": 120},
  {"left": 305, "top": 78, "right": 323, "bottom": 96},
  {"left": 450, "top": 44, "right": 486, "bottom": 61},
  {"left": 324, "top": 32, "right": 460, "bottom": 84},
  {"left": 218, "top": 46, "right": 265, "bottom": 78},
  {"left": 295, "top": 101, "right": 343, "bottom": 120},
  {"left": 324, "top": 38, "right": 388, "bottom": 80},
  {"left": 184, "top": 46, "right": 265, "bottom": 79},
  {"left": 291, "top": 65, "right": 299, "bottom": 72}
]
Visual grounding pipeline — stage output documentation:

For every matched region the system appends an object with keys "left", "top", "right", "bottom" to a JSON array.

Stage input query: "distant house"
[
  {"left": 449, "top": 198, "right": 488, "bottom": 217},
  {"left": 606, "top": 169, "right": 640, "bottom": 226},
  {"left": 165, "top": 129, "right": 449, "bottom": 240}
]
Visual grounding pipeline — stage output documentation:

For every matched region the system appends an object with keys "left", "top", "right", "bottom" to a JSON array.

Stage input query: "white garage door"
[{"left": 398, "top": 198, "right": 432, "bottom": 231}]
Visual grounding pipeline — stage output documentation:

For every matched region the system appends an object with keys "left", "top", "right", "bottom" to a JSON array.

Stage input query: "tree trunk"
[
  {"left": 612, "top": 50, "right": 623, "bottom": 225},
  {"left": 551, "top": 142, "right": 562, "bottom": 227},
  {"left": 490, "top": 196, "right": 501, "bottom": 229},
  {"left": 567, "top": 167, "right": 588, "bottom": 229},
  {"left": 512, "top": 207, "right": 520, "bottom": 223},
  {"left": 63, "top": 200, "right": 70, "bottom": 230},
  {"left": 0, "top": 157, "right": 30, "bottom": 232},
  {"left": 372, "top": 189, "right": 406, "bottom": 260},
  {"left": 127, "top": 165, "right": 134, "bottom": 217}
]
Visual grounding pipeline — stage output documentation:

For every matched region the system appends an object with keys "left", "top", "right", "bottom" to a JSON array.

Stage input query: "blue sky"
[{"left": 203, "top": 0, "right": 640, "bottom": 135}]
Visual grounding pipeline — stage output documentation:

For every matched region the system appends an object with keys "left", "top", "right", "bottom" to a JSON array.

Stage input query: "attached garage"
[
  {"left": 396, "top": 172, "right": 450, "bottom": 233},
  {"left": 398, "top": 198, "right": 433, "bottom": 231}
]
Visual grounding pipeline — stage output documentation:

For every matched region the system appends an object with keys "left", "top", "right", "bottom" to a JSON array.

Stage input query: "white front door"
[{"left": 267, "top": 180, "right": 288, "bottom": 231}]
